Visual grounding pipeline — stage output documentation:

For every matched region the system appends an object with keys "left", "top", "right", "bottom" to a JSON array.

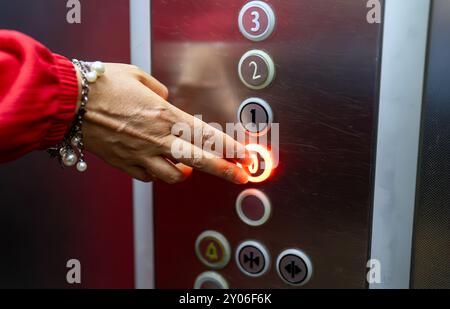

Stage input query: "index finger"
[
  {"left": 170, "top": 107, "right": 253, "bottom": 166},
  {"left": 164, "top": 136, "right": 249, "bottom": 184}
]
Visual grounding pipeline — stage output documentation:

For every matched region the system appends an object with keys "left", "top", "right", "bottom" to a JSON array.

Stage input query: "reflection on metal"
[{"left": 153, "top": 0, "right": 382, "bottom": 288}]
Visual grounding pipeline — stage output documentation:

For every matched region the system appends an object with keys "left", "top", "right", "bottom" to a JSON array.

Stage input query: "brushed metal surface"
[{"left": 152, "top": 0, "right": 382, "bottom": 288}]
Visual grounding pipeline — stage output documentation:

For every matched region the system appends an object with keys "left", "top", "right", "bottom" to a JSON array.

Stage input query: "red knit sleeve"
[{"left": 0, "top": 30, "right": 79, "bottom": 163}]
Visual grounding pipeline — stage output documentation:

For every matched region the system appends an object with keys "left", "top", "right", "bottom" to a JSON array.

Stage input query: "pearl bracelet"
[{"left": 48, "top": 60, "right": 106, "bottom": 172}]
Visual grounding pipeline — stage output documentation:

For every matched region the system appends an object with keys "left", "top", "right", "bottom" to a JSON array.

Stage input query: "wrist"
[{"left": 73, "top": 62, "right": 83, "bottom": 114}]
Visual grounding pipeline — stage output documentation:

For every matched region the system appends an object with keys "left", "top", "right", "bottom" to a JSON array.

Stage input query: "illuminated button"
[
  {"left": 236, "top": 189, "right": 271, "bottom": 226},
  {"left": 238, "top": 144, "right": 273, "bottom": 183},
  {"left": 195, "top": 231, "right": 231, "bottom": 269},
  {"left": 238, "top": 98, "right": 273, "bottom": 135},
  {"left": 277, "top": 249, "right": 313, "bottom": 286},
  {"left": 238, "top": 50, "right": 275, "bottom": 90},
  {"left": 194, "top": 271, "right": 229, "bottom": 289},
  {"left": 238, "top": 1, "right": 276, "bottom": 42},
  {"left": 236, "top": 241, "right": 270, "bottom": 277}
]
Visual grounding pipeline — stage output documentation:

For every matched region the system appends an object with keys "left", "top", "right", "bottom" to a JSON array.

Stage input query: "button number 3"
[{"left": 250, "top": 11, "right": 260, "bottom": 32}]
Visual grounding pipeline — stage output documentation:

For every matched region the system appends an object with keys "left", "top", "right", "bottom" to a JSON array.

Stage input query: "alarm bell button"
[{"left": 195, "top": 231, "right": 231, "bottom": 269}]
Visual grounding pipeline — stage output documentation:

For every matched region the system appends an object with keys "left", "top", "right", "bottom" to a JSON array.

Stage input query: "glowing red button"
[{"left": 238, "top": 144, "right": 273, "bottom": 183}]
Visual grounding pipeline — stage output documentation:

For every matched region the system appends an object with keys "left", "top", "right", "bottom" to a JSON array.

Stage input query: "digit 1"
[{"left": 251, "top": 109, "right": 257, "bottom": 124}]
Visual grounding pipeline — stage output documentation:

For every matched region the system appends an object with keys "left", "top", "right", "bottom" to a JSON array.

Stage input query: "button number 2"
[
  {"left": 249, "top": 61, "right": 262, "bottom": 80},
  {"left": 250, "top": 11, "right": 260, "bottom": 32}
]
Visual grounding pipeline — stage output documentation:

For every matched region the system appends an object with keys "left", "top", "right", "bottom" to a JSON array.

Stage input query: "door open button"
[{"left": 277, "top": 249, "right": 313, "bottom": 286}]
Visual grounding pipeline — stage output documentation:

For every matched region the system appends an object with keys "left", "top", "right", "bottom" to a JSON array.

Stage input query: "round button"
[
  {"left": 238, "top": 50, "right": 275, "bottom": 90},
  {"left": 277, "top": 249, "right": 313, "bottom": 286},
  {"left": 194, "top": 271, "right": 229, "bottom": 289},
  {"left": 195, "top": 231, "right": 231, "bottom": 269},
  {"left": 236, "top": 189, "right": 271, "bottom": 226},
  {"left": 237, "top": 144, "right": 273, "bottom": 183},
  {"left": 238, "top": 98, "right": 273, "bottom": 135},
  {"left": 238, "top": 1, "right": 276, "bottom": 42},
  {"left": 236, "top": 241, "right": 270, "bottom": 277}
]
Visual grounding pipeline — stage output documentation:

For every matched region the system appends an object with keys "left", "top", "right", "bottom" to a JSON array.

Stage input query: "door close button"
[{"left": 236, "top": 241, "right": 270, "bottom": 277}]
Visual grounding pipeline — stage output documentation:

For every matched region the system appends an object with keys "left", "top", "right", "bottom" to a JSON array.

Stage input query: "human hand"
[{"left": 79, "top": 63, "right": 250, "bottom": 184}]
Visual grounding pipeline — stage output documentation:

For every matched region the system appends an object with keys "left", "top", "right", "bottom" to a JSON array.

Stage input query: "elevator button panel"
[
  {"left": 153, "top": 0, "right": 383, "bottom": 289},
  {"left": 238, "top": 98, "right": 273, "bottom": 135},
  {"left": 195, "top": 231, "right": 231, "bottom": 269},
  {"left": 236, "top": 189, "right": 271, "bottom": 226},
  {"left": 238, "top": 1, "right": 276, "bottom": 42},
  {"left": 277, "top": 249, "right": 313, "bottom": 286},
  {"left": 194, "top": 271, "right": 229, "bottom": 289},
  {"left": 238, "top": 50, "right": 275, "bottom": 90},
  {"left": 236, "top": 241, "right": 270, "bottom": 277}
]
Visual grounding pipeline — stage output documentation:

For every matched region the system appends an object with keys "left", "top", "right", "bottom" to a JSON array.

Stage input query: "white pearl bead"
[
  {"left": 63, "top": 152, "right": 78, "bottom": 167},
  {"left": 71, "top": 136, "right": 80, "bottom": 147},
  {"left": 59, "top": 147, "right": 67, "bottom": 156},
  {"left": 91, "top": 61, "right": 106, "bottom": 76},
  {"left": 86, "top": 71, "right": 98, "bottom": 83},
  {"left": 77, "top": 161, "right": 88, "bottom": 173}
]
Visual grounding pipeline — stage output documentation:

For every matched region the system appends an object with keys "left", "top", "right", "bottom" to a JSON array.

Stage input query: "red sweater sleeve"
[{"left": 0, "top": 30, "right": 79, "bottom": 163}]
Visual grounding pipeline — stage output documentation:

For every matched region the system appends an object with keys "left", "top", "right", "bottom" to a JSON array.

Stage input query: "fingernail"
[{"left": 235, "top": 171, "right": 249, "bottom": 184}]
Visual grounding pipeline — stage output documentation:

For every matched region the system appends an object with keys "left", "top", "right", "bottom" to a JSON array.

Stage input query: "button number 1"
[{"left": 250, "top": 109, "right": 257, "bottom": 124}]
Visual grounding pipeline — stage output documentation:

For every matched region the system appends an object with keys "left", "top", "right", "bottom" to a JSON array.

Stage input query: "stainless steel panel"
[{"left": 152, "top": 0, "right": 382, "bottom": 288}]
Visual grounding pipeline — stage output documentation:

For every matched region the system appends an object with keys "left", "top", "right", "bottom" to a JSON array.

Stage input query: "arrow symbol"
[
  {"left": 244, "top": 252, "right": 260, "bottom": 269},
  {"left": 285, "top": 261, "right": 301, "bottom": 279}
]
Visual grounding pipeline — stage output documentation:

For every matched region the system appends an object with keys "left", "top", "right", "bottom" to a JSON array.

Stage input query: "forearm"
[{"left": 0, "top": 30, "right": 79, "bottom": 163}]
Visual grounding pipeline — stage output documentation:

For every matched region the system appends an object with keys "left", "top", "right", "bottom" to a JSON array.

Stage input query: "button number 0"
[{"left": 250, "top": 11, "right": 260, "bottom": 32}]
